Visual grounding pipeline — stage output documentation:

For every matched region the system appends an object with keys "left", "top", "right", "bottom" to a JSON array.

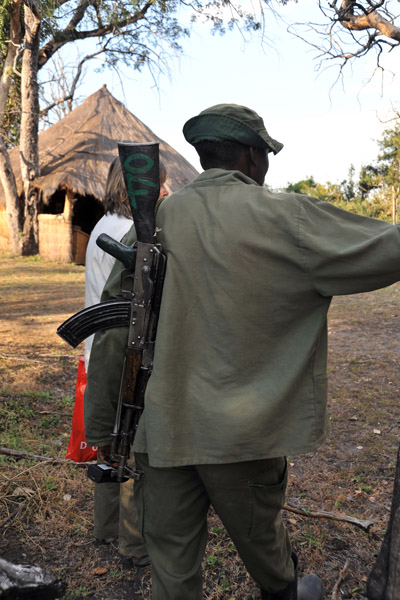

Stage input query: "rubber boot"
[{"left": 260, "top": 554, "right": 323, "bottom": 600}]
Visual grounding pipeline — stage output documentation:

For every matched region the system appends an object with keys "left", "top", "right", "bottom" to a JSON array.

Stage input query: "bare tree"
[
  {"left": 39, "top": 52, "right": 83, "bottom": 128},
  {"left": 289, "top": 0, "right": 400, "bottom": 74}
]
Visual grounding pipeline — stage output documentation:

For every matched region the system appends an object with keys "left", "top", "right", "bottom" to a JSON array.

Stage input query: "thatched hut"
[{"left": 0, "top": 85, "right": 198, "bottom": 263}]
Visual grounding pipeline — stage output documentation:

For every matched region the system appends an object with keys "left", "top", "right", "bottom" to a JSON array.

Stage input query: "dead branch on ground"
[{"left": 284, "top": 502, "right": 376, "bottom": 532}]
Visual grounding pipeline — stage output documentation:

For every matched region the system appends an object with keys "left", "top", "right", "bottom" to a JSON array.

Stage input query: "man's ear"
[
  {"left": 248, "top": 146, "right": 269, "bottom": 186},
  {"left": 249, "top": 147, "right": 259, "bottom": 165}
]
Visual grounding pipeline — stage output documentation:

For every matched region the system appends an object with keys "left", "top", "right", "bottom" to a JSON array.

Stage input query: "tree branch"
[
  {"left": 39, "top": 47, "right": 105, "bottom": 118},
  {"left": 339, "top": 4, "right": 400, "bottom": 42},
  {"left": 22, "top": 0, "right": 41, "bottom": 19},
  {"left": 38, "top": 0, "right": 156, "bottom": 68},
  {"left": 288, "top": 1, "right": 400, "bottom": 75},
  {"left": 331, "top": 559, "right": 351, "bottom": 600}
]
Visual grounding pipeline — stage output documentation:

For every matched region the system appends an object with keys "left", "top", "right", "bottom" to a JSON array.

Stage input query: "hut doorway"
[{"left": 39, "top": 190, "right": 104, "bottom": 265}]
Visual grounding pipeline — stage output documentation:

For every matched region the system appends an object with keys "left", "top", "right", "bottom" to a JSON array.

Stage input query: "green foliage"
[
  {"left": 341, "top": 164, "right": 356, "bottom": 201},
  {"left": 358, "top": 164, "right": 381, "bottom": 200},
  {"left": 37, "top": 0, "right": 258, "bottom": 75},
  {"left": 285, "top": 176, "right": 317, "bottom": 195},
  {"left": 285, "top": 176, "right": 344, "bottom": 204},
  {"left": 284, "top": 142, "right": 398, "bottom": 223},
  {"left": 38, "top": 0, "right": 65, "bottom": 41}
]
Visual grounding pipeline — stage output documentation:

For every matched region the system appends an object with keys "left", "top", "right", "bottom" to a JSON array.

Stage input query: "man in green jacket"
[{"left": 85, "top": 104, "right": 400, "bottom": 600}]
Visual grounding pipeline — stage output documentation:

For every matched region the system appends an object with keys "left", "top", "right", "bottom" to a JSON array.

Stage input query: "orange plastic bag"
[{"left": 66, "top": 356, "right": 98, "bottom": 462}]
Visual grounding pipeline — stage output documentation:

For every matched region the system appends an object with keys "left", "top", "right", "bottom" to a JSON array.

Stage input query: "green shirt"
[{"left": 85, "top": 169, "right": 400, "bottom": 467}]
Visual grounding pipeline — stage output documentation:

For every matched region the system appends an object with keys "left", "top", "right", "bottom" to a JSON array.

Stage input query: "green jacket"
[{"left": 85, "top": 169, "right": 400, "bottom": 467}]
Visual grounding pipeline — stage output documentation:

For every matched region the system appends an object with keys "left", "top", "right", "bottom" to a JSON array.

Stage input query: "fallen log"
[
  {"left": 367, "top": 443, "right": 400, "bottom": 600},
  {"left": 0, "top": 557, "right": 66, "bottom": 599}
]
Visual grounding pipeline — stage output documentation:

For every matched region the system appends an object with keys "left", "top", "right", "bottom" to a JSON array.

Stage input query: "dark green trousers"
[
  {"left": 93, "top": 455, "right": 146, "bottom": 557},
  {"left": 135, "top": 453, "right": 294, "bottom": 599}
]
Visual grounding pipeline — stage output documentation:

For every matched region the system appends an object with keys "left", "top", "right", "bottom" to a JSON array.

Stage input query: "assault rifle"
[{"left": 57, "top": 142, "right": 166, "bottom": 483}]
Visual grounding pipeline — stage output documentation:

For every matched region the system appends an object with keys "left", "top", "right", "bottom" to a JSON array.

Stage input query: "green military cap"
[{"left": 183, "top": 103, "right": 283, "bottom": 155}]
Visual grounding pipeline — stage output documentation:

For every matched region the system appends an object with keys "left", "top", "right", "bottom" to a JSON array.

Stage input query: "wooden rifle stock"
[{"left": 111, "top": 349, "right": 150, "bottom": 481}]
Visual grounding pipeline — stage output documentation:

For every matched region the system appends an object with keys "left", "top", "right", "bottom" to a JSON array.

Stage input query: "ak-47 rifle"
[{"left": 57, "top": 142, "right": 166, "bottom": 483}]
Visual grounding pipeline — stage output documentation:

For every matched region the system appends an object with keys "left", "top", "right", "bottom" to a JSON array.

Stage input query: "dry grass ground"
[{"left": 0, "top": 251, "right": 399, "bottom": 599}]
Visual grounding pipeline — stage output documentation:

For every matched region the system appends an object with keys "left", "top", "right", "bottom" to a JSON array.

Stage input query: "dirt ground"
[{"left": 0, "top": 251, "right": 399, "bottom": 599}]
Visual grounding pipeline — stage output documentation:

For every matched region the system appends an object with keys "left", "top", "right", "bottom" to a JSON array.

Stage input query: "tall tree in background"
[
  {"left": 376, "top": 122, "right": 400, "bottom": 223},
  {"left": 376, "top": 123, "right": 400, "bottom": 186},
  {"left": 0, "top": 0, "right": 23, "bottom": 253},
  {"left": 19, "top": 0, "right": 40, "bottom": 253},
  {"left": 358, "top": 164, "right": 381, "bottom": 201}
]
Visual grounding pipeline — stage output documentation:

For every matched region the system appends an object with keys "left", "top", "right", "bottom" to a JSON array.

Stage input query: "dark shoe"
[
  {"left": 260, "top": 575, "right": 323, "bottom": 599},
  {"left": 119, "top": 554, "right": 151, "bottom": 569},
  {"left": 298, "top": 573, "right": 323, "bottom": 600},
  {"left": 260, "top": 553, "right": 323, "bottom": 600},
  {"left": 134, "top": 555, "right": 151, "bottom": 568}
]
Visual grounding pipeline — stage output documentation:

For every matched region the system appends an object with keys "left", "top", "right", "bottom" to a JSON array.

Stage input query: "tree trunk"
[
  {"left": 0, "top": 136, "right": 23, "bottom": 254},
  {"left": 0, "top": 0, "right": 24, "bottom": 254},
  {"left": 19, "top": 0, "right": 41, "bottom": 255},
  {"left": 367, "top": 444, "right": 400, "bottom": 600},
  {"left": 0, "top": 0, "right": 22, "bottom": 121}
]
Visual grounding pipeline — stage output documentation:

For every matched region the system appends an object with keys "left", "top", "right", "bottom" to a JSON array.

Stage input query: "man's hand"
[{"left": 98, "top": 445, "right": 118, "bottom": 468}]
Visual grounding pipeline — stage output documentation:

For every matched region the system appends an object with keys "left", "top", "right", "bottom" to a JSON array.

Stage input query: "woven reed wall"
[
  {"left": 0, "top": 211, "right": 89, "bottom": 263},
  {"left": 38, "top": 214, "right": 73, "bottom": 262}
]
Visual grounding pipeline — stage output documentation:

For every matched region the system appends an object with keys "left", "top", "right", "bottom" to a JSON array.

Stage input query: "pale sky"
[{"left": 61, "top": 0, "right": 400, "bottom": 190}]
